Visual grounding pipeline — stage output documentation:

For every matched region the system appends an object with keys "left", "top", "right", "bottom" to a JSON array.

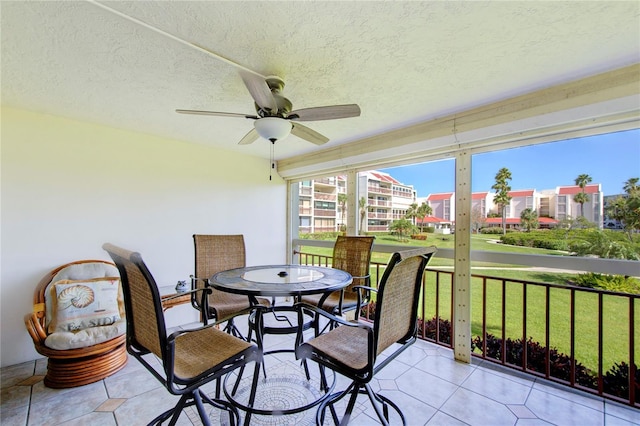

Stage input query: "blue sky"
[{"left": 381, "top": 128, "right": 640, "bottom": 197}]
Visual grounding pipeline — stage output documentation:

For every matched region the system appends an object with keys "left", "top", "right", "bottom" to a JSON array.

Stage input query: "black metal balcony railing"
[{"left": 293, "top": 247, "right": 640, "bottom": 408}]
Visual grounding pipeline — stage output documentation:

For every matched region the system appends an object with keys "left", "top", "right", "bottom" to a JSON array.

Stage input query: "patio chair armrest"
[
  {"left": 351, "top": 285, "right": 377, "bottom": 320},
  {"left": 211, "top": 304, "right": 267, "bottom": 327},
  {"left": 294, "top": 301, "right": 373, "bottom": 352},
  {"left": 294, "top": 302, "right": 370, "bottom": 343}
]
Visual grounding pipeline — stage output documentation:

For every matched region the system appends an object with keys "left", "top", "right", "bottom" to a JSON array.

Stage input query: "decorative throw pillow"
[{"left": 48, "top": 277, "right": 121, "bottom": 333}]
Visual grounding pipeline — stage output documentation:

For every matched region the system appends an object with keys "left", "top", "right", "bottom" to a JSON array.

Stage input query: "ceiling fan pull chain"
[{"left": 269, "top": 140, "right": 275, "bottom": 181}]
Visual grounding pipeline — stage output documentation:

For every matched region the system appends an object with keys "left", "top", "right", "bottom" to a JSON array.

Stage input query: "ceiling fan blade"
[
  {"left": 239, "top": 71, "right": 277, "bottom": 112},
  {"left": 176, "top": 109, "right": 258, "bottom": 119},
  {"left": 289, "top": 104, "right": 361, "bottom": 121},
  {"left": 238, "top": 128, "right": 260, "bottom": 145},
  {"left": 291, "top": 123, "right": 329, "bottom": 145}
]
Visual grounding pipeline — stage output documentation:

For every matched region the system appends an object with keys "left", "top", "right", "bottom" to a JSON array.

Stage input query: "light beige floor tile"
[
  {"left": 507, "top": 404, "right": 538, "bottom": 419},
  {"left": 28, "top": 382, "right": 108, "bottom": 426},
  {"left": 426, "top": 411, "right": 470, "bottom": 425},
  {"left": 95, "top": 398, "right": 126, "bottom": 412},
  {"left": 603, "top": 414, "right": 640, "bottom": 426},
  {"left": 525, "top": 388, "right": 604, "bottom": 426},
  {"left": 462, "top": 368, "right": 532, "bottom": 404},
  {"left": 2, "top": 338, "right": 636, "bottom": 426},
  {"left": 1, "top": 361, "right": 35, "bottom": 388},
  {"left": 375, "top": 359, "right": 411, "bottom": 380},
  {"left": 58, "top": 411, "right": 116, "bottom": 426},
  {"left": 30, "top": 380, "right": 104, "bottom": 405},
  {"left": 605, "top": 401, "right": 640, "bottom": 424},
  {"left": 114, "top": 386, "right": 189, "bottom": 426},
  {"left": 532, "top": 380, "right": 604, "bottom": 412},
  {"left": 416, "top": 354, "right": 475, "bottom": 385},
  {"left": 514, "top": 419, "right": 554, "bottom": 426},
  {"left": 34, "top": 358, "right": 48, "bottom": 376},
  {"left": 378, "top": 388, "right": 437, "bottom": 426},
  {"left": 103, "top": 365, "right": 162, "bottom": 399},
  {"left": 1, "top": 384, "right": 31, "bottom": 411},
  {"left": 0, "top": 404, "right": 29, "bottom": 426},
  {"left": 396, "top": 368, "right": 459, "bottom": 408},
  {"left": 440, "top": 388, "right": 517, "bottom": 426},
  {"left": 393, "top": 344, "right": 430, "bottom": 367}
]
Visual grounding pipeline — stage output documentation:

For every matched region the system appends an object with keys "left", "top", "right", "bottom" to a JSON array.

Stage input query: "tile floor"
[{"left": 2, "top": 316, "right": 640, "bottom": 426}]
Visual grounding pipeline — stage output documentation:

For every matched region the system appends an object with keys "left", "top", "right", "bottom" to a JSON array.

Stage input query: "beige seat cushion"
[{"left": 44, "top": 319, "right": 126, "bottom": 350}]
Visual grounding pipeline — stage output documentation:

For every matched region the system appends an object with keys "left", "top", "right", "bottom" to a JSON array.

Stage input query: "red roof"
[
  {"left": 416, "top": 215, "right": 450, "bottom": 224},
  {"left": 472, "top": 192, "right": 488, "bottom": 199},
  {"left": 558, "top": 184, "right": 600, "bottom": 195},
  {"left": 508, "top": 190, "right": 534, "bottom": 197},
  {"left": 371, "top": 172, "right": 400, "bottom": 185},
  {"left": 428, "top": 193, "right": 453, "bottom": 201}
]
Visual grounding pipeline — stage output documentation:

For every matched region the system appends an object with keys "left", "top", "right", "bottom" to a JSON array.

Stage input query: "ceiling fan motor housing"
[{"left": 257, "top": 76, "right": 292, "bottom": 117}]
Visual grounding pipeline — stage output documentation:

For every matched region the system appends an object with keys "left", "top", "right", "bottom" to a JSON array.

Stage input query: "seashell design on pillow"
[{"left": 57, "top": 285, "right": 95, "bottom": 309}]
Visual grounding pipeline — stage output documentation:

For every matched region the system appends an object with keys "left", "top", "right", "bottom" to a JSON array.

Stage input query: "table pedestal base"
[{"left": 220, "top": 358, "right": 335, "bottom": 424}]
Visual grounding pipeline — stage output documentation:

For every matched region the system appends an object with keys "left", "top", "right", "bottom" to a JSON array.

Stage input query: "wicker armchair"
[
  {"left": 103, "top": 243, "right": 262, "bottom": 425},
  {"left": 191, "top": 234, "right": 271, "bottom": 339},
  {"left": 24, "top": 259, "right": 128, "bottom": 388},
  {"left": 295, "top": 247, "right": 437, "bottom": 425},
  {"left": 300, "top": 236, "right": 374, "bottom": 326}
]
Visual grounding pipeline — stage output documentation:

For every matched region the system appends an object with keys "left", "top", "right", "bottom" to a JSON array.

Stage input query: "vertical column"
[
  {"left": 346, "top": 170, "right": 358, "bottom": 236},
  {"left": 454, "top": 151, "right": 472, "bottom": 362},
  {"left": 288, "top": 181, "right": 300, "bottom": 264}
]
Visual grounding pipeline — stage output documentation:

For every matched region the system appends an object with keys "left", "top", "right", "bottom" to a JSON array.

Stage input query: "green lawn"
[{"left": 298, "top": 235, "right": 638, "bottom": 373}]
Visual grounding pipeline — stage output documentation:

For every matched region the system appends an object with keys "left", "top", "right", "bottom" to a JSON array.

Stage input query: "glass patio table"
[{"left": 209, "top": 264, "right": 352, "bottom": 420}]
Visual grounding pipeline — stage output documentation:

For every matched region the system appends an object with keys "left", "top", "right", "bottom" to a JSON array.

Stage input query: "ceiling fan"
[{"left": 176, "top": 72, "right": 361, "bottom": 146}]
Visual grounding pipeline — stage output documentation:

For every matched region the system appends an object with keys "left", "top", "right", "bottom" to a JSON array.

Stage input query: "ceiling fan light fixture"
[{"left": 254, "top": 117, "right": 292, "bottom": 142}]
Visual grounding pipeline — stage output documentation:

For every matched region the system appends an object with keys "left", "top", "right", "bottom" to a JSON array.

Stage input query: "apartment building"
[
  {"left": 359, "top": 171, "right": 416, "bottom": 232},
  {"left": 298, "top": 173, "right": 604, "bottom": 233},
  {"left": 297, "top": 171, "right": 416, "bottom": 234}
]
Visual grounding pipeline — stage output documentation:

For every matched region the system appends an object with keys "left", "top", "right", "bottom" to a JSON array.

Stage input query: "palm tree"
[
  {"left": 574, "top": 174, "right": 592, "bottom": 217},
  {"left": 358, "top": 197, "right": 368, "bottom": 235},
  {"left": 606, "top": 177, "right": 640, "bottom": 241},
  {"left": 416, "top": 202, "right": 433, "bottom": 232},
  {"left": 389, "top": 219, "right": 415, "bottom": 242},
  {"left": 520, "top": 208, "right": 539, "bottom": 232},
  {"left": 623, "top": 177, "right": 639, "bottom": 197},
  {"left": 492, "top": 167, "right": 512, "bottom": 235},
  {"left": 338, "top": 192, "right": 348, "bottom": 229},
  {"left": 404, "top": 203, "right": 419, "bottom": 224}
]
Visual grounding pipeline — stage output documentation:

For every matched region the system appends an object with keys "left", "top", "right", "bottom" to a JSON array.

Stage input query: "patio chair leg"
[
  {"left": 192, "top": 389, "right": 212, "bottom": 426},
  {"left": 339, "top": 384, "right": 361, "bottom": 426},
  {"left": 364, "top": 384, "right": 406, "bottom": 426},
  {"left": 200, "top": 389, "right": 240, "bottom": 426},
  {"left": 167, "top": 393, "right": 190, "bottom": 426},
  {"left": 242, "top": 362, "right": 262, "bottom": 426},
  {"left": 212, "top": 377, "right": 220, "bottom": 399}
]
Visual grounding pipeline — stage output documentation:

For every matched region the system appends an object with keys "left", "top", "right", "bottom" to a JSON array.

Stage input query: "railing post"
[{"left": 453, "top": 150, "right": 472, "bottom": 363}]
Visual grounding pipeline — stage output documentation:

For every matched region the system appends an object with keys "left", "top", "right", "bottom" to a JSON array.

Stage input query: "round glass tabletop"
[{"left": 211, "top": 264, "right": 352, "bottom": 297}]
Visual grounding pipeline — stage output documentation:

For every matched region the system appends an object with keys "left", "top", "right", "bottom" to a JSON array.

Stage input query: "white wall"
[{"left": 1, "top": 108, "right": 287, "bottom": 367}]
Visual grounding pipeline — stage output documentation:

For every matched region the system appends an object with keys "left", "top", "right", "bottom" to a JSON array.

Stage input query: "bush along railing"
[{"left": 295, "top": 248, "right": 640, "bottom": 407}]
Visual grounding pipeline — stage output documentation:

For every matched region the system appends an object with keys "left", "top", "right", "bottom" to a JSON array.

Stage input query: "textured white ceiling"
[{"left": 2, "top": 1, "right": 639, "bottom": 160}]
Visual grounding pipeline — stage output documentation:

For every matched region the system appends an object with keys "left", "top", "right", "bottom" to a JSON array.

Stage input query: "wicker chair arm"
[
  {"left": 24, "top": 312, "right": 47, "bottom": 343},
  {"left": 162, "top": 287, "right": 210, "bottom": 302}
]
